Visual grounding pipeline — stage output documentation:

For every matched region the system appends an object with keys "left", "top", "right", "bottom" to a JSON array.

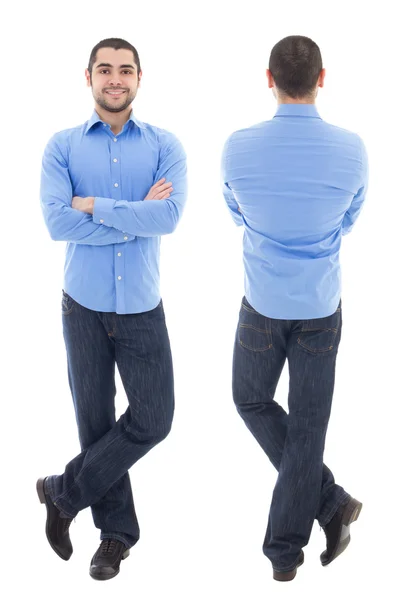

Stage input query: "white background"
[{"left": 1, "top": 0, "right": 399, "bottom": 598}]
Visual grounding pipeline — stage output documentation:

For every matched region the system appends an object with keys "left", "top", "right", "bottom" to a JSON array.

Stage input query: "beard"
[{"left": 94, "top": 88, "right": 136, "bottom": 113}]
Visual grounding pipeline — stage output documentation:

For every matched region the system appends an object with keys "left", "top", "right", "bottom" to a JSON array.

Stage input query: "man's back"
[{"left": 222, "top": 104, "right": 368, "bottom": 319}]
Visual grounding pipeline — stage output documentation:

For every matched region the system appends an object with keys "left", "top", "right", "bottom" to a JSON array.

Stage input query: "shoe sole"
[
  {"left": 273, "top": 551, "right": 304, "bottom": 582},
  {"left": 36, "top": 477, "right": 71, "bottom": 561},
  {"left": 89, "top": 550, "right": 130, "bottom": 581},
  {"left": 321, "top": 498, "right": 362, "bottom": 567}
]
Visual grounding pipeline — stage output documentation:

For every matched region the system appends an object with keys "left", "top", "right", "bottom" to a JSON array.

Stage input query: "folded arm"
[
  {"left": 342, "top": 137, "right": 369, "bottom": 235},
  {"left": 92, "top": 134, "right": 188, "bottom": 237},
  {"left": 40, "top": 135, "right": 134, "bottom": 245},
  {"left": 221, "top": 136, "right": 243, "bottom": 226}
]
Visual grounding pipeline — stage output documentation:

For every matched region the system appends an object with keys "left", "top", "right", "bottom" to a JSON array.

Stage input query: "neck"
[
  {"left": 277, "top": 95, "right": 316, "bottom": 105},
  {"left": 94, "top": 104, "right": 132, "bottom": 134}
]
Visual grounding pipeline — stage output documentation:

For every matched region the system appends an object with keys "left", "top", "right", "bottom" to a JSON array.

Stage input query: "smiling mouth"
[{"left": 106, "top": 90, "right": 126, "bottom": 97}]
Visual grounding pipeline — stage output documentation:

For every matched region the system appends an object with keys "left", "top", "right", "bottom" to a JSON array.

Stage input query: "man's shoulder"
[
  {"left": 320, "top": 120, "right": 364, "bottom": 145},
  {"left": 143, "top": 121, "right": 182, "bottom": 144},
  {"left": 140, "top": 122, "right": 185, "bottom": 157},
  {"left": 228, "top": 120, "right": 271, "bottom": 138},
  {"left": 224, "top": 121, "right": 272, "bottom": 152},
  {"left": 48, "top": 122, "right": 88, "bottom": 146}
]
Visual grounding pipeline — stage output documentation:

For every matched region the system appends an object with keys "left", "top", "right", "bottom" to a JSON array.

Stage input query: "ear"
[
  {"left": 85, "top": 68, "right": 91, "bottom": 87},
  {"left": 138, "top": 70, "right": 143, "bottom": 87},
  {"left": 318, "top": 68, "right": 326, "bottom": 89},
  {"left": 266, "top": 68, "right": 275, "bottom": 89}
]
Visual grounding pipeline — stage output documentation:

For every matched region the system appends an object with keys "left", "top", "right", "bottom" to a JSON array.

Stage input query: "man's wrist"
[{"left": 86, "top": 197, "right": 95, "bottom": 214}]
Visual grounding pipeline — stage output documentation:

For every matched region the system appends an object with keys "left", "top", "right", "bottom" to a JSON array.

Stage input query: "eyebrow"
[{"left": 96, "top": 63, "right": 136, "bottom": 70}]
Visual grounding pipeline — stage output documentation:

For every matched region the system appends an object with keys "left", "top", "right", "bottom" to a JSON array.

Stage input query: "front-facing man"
[{"left": 38, "top": 37, "right": 187, "bottom": 581}]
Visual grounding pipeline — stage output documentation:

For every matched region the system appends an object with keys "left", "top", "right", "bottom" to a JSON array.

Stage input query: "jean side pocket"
[{"left": 61, "top": 290, "right": 75, "bottom": 316}]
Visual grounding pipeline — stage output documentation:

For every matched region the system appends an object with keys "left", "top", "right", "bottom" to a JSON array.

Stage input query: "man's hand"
[
  {"left": 72, "top": 196, "right": 95, "bottom": 214},
  {"left": 144, "top": 178, "right": 173, "bottom": 201}
]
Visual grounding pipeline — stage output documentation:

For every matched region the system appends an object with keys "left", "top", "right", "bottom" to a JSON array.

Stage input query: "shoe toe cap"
[{"left": 90, "top": 564, "right": 117, "bottom": 579}]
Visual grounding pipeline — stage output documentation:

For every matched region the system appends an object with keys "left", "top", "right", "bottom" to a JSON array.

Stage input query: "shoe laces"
[{"left": 100, "top": 539, "right": 117, "bottom": 555}]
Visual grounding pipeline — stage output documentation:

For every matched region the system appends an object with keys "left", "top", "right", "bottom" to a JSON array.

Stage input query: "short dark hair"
[
  {"left": 269, "top": 36, "right": 322, "bottom": 99},
  {"left": 88, "top": 37, "right": 141, "bottom": 76}
]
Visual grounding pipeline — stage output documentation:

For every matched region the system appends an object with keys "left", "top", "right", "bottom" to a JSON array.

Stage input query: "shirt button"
[
  {"left": 113, "top": 158, "right": 118, "bottom": 163},
  {"left": 117, "top": 252, "right": 122, "bottom": 257},
  {"left": 100, "top": 219, "right": 104, "bottom": 224},
  {"left": 113, "top": 138, "right": 117, "bottom": 142},
  {"left": 114, "top": 183, "right": 119, "bottom": 187},
  {"left": 117, "top": 276, "right": 122, "bottom": 280},
  {"left": 103, "top": 123, "right": 107, "bottom": 126},
  {"left": 124, "top": 236, "right": 128, "bottom": 240}
]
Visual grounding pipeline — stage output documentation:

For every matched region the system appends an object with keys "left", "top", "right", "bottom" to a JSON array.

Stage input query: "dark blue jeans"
[
  {"left": 45, "top": 291, "right": 174, "bottom": 549},
  {"left": 233, "top": 296, "right": 350, "bottom": 572}
]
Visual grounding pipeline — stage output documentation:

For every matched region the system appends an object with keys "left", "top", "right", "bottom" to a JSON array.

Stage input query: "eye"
[{"left": 122, "top": 71, "right": 133, "bottom": 75}]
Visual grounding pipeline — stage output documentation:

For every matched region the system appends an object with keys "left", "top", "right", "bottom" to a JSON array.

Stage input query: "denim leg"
[
  {"left": 46, "top": 291, "right": 139, "bottom": 548},
  {"left": 263, "top": 305, "right": 344, "bottom": 570},
  {"left": 45, "top": 300, "right": 174, "bottom": 529},
  {"left": 232, "top": 300, "right": 288, "bottom": 469},
  {"left": 232, "top": 297, "right": 349, "bottom": 570}
]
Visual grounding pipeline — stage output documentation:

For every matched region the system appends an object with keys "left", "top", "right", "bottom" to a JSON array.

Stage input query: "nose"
[{"left": 108, "top": 76, "right": 123, "bottom": 86}]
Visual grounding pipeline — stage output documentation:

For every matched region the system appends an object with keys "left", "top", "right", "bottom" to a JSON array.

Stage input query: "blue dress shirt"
[
  {"left": 221, "top": 104, "right": 368, "bottom": 319},
  {"left": 40, "top": 109, "right": 187, "bottom": 314}
]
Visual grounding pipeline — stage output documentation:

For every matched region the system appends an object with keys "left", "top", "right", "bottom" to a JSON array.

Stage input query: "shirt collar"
[
  {"left": 84, "top": 108, "right": 146, "bottom": 134},
  {"left": 273, "top": 104, "right": 322, "bottom": 119}
]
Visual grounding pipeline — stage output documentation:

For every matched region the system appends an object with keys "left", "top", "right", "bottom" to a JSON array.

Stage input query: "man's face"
[{"left": 86, "top": 47, "right": 141, "bottom": 113}]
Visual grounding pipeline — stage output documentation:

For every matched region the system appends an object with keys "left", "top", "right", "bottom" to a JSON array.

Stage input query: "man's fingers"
[
  {"left": 153, "top": 192, "right": 171, "bottom": 200},
  {"left": 152, "top": 182, "right": 172, "bottom": 193},
  {"left": 153, "top": 187, "right": 173, "bottom": 198}
]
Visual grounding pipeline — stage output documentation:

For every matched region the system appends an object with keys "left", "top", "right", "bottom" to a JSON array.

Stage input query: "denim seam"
[
  {"left": 238, "top": 324, "right": 273, "bottom": 352},
  {"left": 319, "top": 491, "right": 350, "bottom": 527},
  {"left": 53, "top": 500, "right": 76, "bottom": 519},
  {"left": 297, "top": 338, "right": 334, "bottom": 353},
  {"left": 241, "top": 302, "right": 258, "bottom": 314},
  {"left": 239, "top": 340, "right": 273, "bottom": 352}
]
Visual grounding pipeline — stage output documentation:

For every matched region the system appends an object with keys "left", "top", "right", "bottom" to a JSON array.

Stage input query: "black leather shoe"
[
  {"left": 321, "top": 496, "right": 362, "bottom": 566},
  {"left": 273, "top": 550, "right": 304, "bottom": 582},
  {"left": 90, "top": 539, "right": 130, "bottom": 580},
  {"left": 36, "top": 477, "right": 73, "bottom": 561}
]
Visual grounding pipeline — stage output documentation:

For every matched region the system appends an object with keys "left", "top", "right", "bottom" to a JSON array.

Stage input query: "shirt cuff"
[
  {"left": 93, "top": 197, "right": 133, "bottom": 242},
  {"left": 93, "top": 196, "right": 116, "bottom": 227}
]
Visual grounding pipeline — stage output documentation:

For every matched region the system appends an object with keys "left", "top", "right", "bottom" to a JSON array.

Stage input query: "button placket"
[{"left": 111, "top": 134, "right": 122, "bottom": 202}]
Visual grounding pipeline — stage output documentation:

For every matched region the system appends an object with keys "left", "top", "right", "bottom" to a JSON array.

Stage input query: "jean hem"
[
  {"left": 45, "top": 476, "right": 77, "bottom": 519},
  {"left": 53, "top": 498, "right": 78, "bottom": 519},
  {"left": 318, "top": 491, "right": 350, "bottom": 527},
  {"left": 100, "top": 533, "right": 135, "bottom": 549},
  {"left": 271, "top": 551, "right": 303, "bottom": 572}
]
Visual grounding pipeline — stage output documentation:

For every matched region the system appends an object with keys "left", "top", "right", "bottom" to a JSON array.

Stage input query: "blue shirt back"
[
  {"left": 221, "top": 104, "right": 368, "bottom": 319},
  {"left": 40, "top": 110, "right": 187, "bottom": 314}
]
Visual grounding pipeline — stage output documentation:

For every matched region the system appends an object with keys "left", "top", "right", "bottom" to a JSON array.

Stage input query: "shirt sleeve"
[
  {"left": 221, "top": 136, "right": 243, "bottom": 227},
  {"left": 93, "top": 133, "right": 187, "bottom": 237},
  {"left": 40, "top": 135, "right": 134, "bottom": 245},
  {"left": 342, "top": 137, "right": 369, "bottom": 236}
]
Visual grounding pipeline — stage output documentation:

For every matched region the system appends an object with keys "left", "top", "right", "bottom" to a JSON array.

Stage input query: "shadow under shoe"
[
  {"left": 90, "top": 539, "right": 130, "bottom": 581},
  {"left": 36, "top": 477, "right": 73, "bottom": 561},
  {"left": 321, "top": 497, "right": 362, "bottom": 566}
]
